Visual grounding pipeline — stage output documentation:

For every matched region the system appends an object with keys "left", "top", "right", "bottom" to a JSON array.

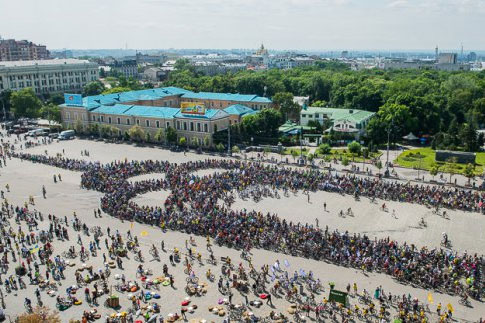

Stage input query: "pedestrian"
[
  {"left": 266, "top": 293, "right": 273, "bottom": 306},
  {"left": 324, "top": 202, "right": 326, "bottom": 211},
  {"left": 169, "top": 275, "right": 174, "bottom": 288}
]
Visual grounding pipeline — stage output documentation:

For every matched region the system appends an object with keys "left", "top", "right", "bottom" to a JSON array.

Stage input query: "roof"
[
  {"left": 278, "top": 121, "right": 314, "bottom": 134},
  {"left": 90, "top": 104, "right": 180, "bottom": 119},
  {"left": 80, "top": 87, "right": 191, "bottom": 109},
  {"left": 0, "top": 59, "right": 93, "bottom": 68},
  {"left": 174, "top": 109, "right": 229, "bottom": 120},
  {"left": 223, "top": 104, "right": 257, "bottom": 117},
  {"left": 182, "top": 92, "right": 271, "bottom": 104},
  {"left": 302, "top": 107, "right": 375, "bottom": 123}
]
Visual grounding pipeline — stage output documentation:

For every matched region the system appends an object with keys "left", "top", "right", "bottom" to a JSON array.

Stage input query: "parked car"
[{"left": 58, "top": 130, "right": 75, "bottom": 140}]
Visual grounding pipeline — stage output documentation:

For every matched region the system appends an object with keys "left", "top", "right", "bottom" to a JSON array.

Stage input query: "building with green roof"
[
  {"left": 300, "top": 107, "right": 375, "bottom": 139},
  {"left": 59, "top": 86, "right": 268, "bottom": 146}
]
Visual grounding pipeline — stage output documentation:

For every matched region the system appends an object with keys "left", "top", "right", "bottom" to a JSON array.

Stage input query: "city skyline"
[{"left": 0, "top": 0, "right": 484, "bottom": 51}]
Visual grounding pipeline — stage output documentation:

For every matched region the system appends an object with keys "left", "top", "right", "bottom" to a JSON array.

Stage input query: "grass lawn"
[
  {"left": 395, "top": 147, "right": 485, "bottom": 176},
  {"left": 282, "top": 148, "right": 310, "bottom": 157}
]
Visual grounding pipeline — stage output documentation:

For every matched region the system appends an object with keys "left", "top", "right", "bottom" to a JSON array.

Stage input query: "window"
[
  {"left": 176, "top": 121, "right": 180, "bottom": 130},
  {"left": 127, "top": 119, "right": 130, "bottom": 125},
  {"left": 146, "top": 120, "right": 150, "bottom": 127},
  {"left": 92, "top": 115, "right": 96, "bottom": 121},
  {"left": 108, "top": 117, "right": 112, "bottom": 124},
  {"left": 166, "top": 122, "right": 170, "bottom": 129},
  {"left": 136, "top": 119, "right": 140, "bottom": 125},
  {"left": 190, "top": 122, "right": 194, "bottom": 131},
  {"left": 197, "top": 123, "right": 201, "bottom": 132},
  {"left": 183, "top": 122, "right": 187, "bottom": 131},
  {"left": 65, "top": 112, "right": 70, "bottom": 120},
  {"left": 204, "top": 124, "right": 208, "bottom": 132},
  {"left": 214, "top": 124, "right": 218, "bottom": 132},
  {"left": 117, "top": 117, "right": 121, "bottom": 124},
  {"left": 156, "top": 121, "right": 160, "bottom": 128},
  {"left": 315, "top": 114, "right": 319, "bottom": 118},
  {"left": 100, "top": 116, "right": 104, "bottom": 122}
]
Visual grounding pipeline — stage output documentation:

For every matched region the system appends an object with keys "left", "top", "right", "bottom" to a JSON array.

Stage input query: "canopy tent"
[{"left": 402, "top": 132, "right": 419, "bottom": 141}]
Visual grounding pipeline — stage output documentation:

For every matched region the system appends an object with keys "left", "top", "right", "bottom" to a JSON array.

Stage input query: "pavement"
[{"left": 0, "top": 135, "right": 484, "bottom": 322}]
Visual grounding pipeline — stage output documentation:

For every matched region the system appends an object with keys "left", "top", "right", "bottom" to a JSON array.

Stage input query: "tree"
[
  {"left": 145, "top": 132, "right": 151, "bottom": 143},
  {"left": 291, "top": 149, "right": 298, "bottom": 162},
  {"left": 376, "top": 160, "right": 383, "bottom": 174},
  {"left": 154, "top": 128, "right": 164, "bottom": 144},
  {"left": 307, "top": 153, "right": 315, "bottom": 164},
  {"left": 128, "top": 125, "right": 145, "bottom": 142},
  {"left": 0, "top": 89, "right": 12, "bottom": 119},
  {"left": 459, "top": 123, "right": 478, "bottom": 152},
  {"left": 430, "top": 164, "right": 439, "bottom": 181},
  {"left": 203, "top": 135, "right": 211, "bottom": 147},
  {"left": 179, "top": 137, "right": 187, "bottom": 147},
  {"left": 190, "top": 137, "right": 198, "bottom": 147},
  {"left": 166, "top": 127, "right": 177, "bottom": 144},
  {"left": 83, "top": 81, "right": 105, "bottom": 96},
  {"left": 18, "top": 306, "right": 61, "bottom": 323},
  {"left": 74, "top": 120, "right": 84, "bottom": 134},
  {"left": 464, "top": 163, "right": 475, "bottom": 185},
  {"left": 216, "top": 143, "right": 225, "bottom": 153},
  {"left": 272, "top": 92, "right": 300, "bottom": 120},
  {"left": 99, "top": 124, "right": 111, "bottom": 138},
  {"left": 317, "top": 143, "right": 331, "bottom": 155},
  {"left": 341, "top": 156, "right": 350, "bottom": 167},
  {"left": 446, "top": 157, "right": 459, "bottom": 184},
  {"left": 40, "top": 104, "right": 62, "bottom": 123},
  {"left": 347, "top": 141, "right": 362, "bottom": 161},
  {"left": 232, "top": 145, "right": 240, "bottom": 154},
  {"left": 10, "top": 88, "right": 42, "bottom": 118}
]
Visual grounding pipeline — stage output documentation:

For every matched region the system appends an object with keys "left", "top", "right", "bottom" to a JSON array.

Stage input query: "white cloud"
[{"left": 0, "top": 0, "right": 483, "bottom": 50}]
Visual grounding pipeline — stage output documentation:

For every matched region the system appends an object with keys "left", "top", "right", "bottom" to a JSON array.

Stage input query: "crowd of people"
[{"left": 13, "top": 153, "right": 484, "bottom": 301}]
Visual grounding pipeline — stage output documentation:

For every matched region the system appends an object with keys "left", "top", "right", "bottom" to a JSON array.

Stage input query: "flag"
[
  {"left": 427, "top": 293, "right": 433, "bottom": 304},
  {"left": 140, "top": 231, "right": 148, "bottom": 237},
  {"left": 30, "top": 245, "right": 40, "bottom": 254},
  {"left": 447, "top": 303, "right": 454, "bottom": 313}
]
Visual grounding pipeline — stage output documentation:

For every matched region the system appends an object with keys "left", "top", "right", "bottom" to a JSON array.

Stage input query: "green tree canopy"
[
  {"left": 83, "top": 81, "right": 106, "bottom": 96},
  {"left": 10, "top": 88, "right": 42, "bottom": 118}
]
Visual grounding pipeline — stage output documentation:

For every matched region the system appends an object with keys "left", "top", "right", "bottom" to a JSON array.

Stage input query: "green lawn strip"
[{"left": 395, "top": 148, "right": 485, "bottom": 176}]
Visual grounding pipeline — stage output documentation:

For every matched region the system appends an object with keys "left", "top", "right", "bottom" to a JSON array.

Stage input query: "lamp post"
[{"left": 385, "top": 118, "right": 394, "bottom": 175}]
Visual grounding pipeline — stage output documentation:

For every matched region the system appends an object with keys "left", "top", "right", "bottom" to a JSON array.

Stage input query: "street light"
[{"left": 385, "top": 118, "right": 394, "bottom": 175}]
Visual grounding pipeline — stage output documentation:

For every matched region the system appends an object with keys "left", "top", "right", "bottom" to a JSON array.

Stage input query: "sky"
[{"left": 0, "top": 0, "right": 484, "bottom": 51}]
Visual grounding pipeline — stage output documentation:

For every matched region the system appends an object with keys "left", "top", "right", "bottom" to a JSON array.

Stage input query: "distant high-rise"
[
  {"left": 0, "top": 38, "right": 50, "bottom": 61},
  {"left": 435, "top": 46, "right": 439, "bottom": 61},
  {"left": 438, "top": 53, "right": 457, "bottom": 64}
]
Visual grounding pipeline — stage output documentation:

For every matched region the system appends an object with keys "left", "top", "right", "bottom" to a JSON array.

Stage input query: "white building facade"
[{"left": 0, "top": 59, "right": 99, "bottom": 95}]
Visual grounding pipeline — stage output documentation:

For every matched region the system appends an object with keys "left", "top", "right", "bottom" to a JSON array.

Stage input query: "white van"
[
  {"left": 58, "top": 130, "right": 75, "bottom": 140},
  {"left": 27, "top": 128, "right": 48, "bottom": 137}
]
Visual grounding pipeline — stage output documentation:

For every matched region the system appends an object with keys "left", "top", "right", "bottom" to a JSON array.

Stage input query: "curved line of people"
[{"left": 12, "top": 152, "right": 485, "bottom": 300}]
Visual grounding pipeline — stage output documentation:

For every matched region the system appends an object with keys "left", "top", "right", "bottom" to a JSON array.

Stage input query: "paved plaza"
[{"left": 0, "top": 135, "right": 484, "bottom": 322}]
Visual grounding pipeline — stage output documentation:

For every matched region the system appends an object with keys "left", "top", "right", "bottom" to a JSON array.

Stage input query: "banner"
[
  {"left": 64, "top": 93, "right": 83, "bottom": 106},
  {"left": 180, "top": 102, "right": 206, "bottom": 115}
]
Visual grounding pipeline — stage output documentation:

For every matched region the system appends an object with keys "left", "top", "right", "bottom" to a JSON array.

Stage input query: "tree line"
[{"left": 166, "top": 62, "right": 485, "bottom": 151}]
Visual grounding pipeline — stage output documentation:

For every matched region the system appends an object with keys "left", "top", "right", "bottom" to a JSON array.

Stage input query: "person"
[
  {"left": 42, "top": 185, "right": 46, "bottom": 198},
  {"left": 323, "top": 202, "right": 326, "bottom": 211},
  {"left": 266, "top": 293, "right": 272, "bottom": 306}
]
